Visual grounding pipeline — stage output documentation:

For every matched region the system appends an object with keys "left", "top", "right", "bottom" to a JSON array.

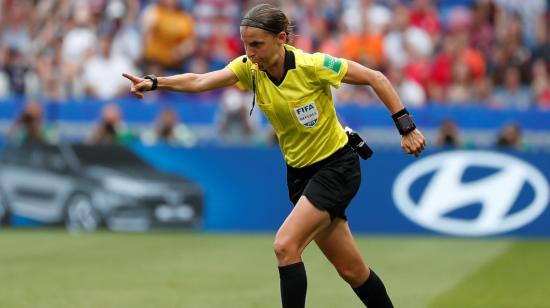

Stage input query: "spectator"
[
  {"left": 403, "top": 27, "right": 433, "bottom": 95},
  {"left": 473, "top": 76, "right": 494, "bottom": 102},
  {"left": 429, "top": 34, "right": 459, "bottom": 102},
  {"left": 430, "top": 28, "right": 485, "bottom": 103},
  {"left": 493, "top": 0, "right": 546, "bottom": 47},
  {"left": 447, "top": 60, "right": 475, "bottom": 104},
  {"left": 204, "top": 15, "right": 244, "bottom": 70},
  {"left": 106, "top": 0, "right": 143, "bottom": 65},
  {"left": 34, "top": 37, "right": 67, "bottom": 100},
  {"left": 490, "top": 66, "right": 533, "bottom": 109},
  {"left": 495, "top": 122, "right": 523, "bottom": 149},
  {"left": 384, "top": 3, "right": 411, "bottom": 69},
  {"left": 141, "top": 108, "right": 197, "bottom": 147},
  {"left": 88, "top": 103, "right": 134, "bottom": 145},
  {"left": 386, "top": 64, "right": 426, "bottom": 107},
  {"left": 409, "top": 0, "right": 442, "bottom": 43},
  {"left": 192, "top": 0, "right": 240, "bottom": 40},
  {"left": 491, "top": 11, "right": 530, "bottom": 85},
  {"left": 142, "top": 0, "right": 195, "bottom": 72},
  {"left": 61, "top": 6, "right": 98, "bottom": 97},
  {"left": 2, "top": 47, "right": 33, "bottom": 96},
  {"left": 530, "top": 59, "right": 550, "bottom": 105},
  {"left": 289, "top": 0, "right": 342, "bottom": 55},
  {"left": 217, "top": 87, "right": 255, "bottom": 144},
  {"left": 7, "top": 100, "right": 56, "bottom": 145},
  {"left": 0, "top": 0, "right": 33, "bottom": 56},
  {"left": 531, "top": 10, "right": 550, "bottom": 64},
  {"left": 470, "top": 0, "right": 497, "bottom": 56},
  {"left": 81, "top": 35, "right": 140, "bottom": 100},
  {"left": 436, "top": 118, "right": 461, "bottom": 148},
  {"left": 341, "top": 1, "right": 389, "bottom": 69}
]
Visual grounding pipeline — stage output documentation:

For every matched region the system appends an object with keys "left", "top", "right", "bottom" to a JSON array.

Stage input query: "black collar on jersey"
[{"left": 265, "top": 47, "right": 296, "bottom": 86}]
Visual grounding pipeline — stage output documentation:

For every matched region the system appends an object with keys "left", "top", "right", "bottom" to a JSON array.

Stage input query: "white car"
[{"left": 0, "top": 143, "right": 203, "bottom": 232}]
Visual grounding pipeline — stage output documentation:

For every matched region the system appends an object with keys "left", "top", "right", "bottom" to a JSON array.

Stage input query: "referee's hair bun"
[{"left": 242, "top": 57, "right": 248, "bottom": 63}]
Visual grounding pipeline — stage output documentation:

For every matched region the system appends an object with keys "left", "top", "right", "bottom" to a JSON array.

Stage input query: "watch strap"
[{"left": 143, "top": 74, "right": 158, "bottom": 91}]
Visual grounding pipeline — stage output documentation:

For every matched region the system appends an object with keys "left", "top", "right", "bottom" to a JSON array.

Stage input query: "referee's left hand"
[{"left": 401, "top": 129, "right": 426, "bottom": 157}]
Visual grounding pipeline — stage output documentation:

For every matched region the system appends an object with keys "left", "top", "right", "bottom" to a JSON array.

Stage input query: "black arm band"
[
  {"left": 391, "top": 108, "right": 416, "bottom": 135},
  {"left": 143, "top": 74, "right": 158, "bottom": 91}
]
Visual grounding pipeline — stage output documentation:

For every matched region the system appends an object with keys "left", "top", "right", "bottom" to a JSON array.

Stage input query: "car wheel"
[
  {"left": 65, "top": 194, "right": 101, "bottom": 232},
  {"left": 0, "top": 191, "right": 9, "bottom": 226}
]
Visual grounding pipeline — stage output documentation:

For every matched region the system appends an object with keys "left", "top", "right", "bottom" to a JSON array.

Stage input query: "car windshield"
[{"left": 72, "top": 145, "right": 151, "bottom": 167}]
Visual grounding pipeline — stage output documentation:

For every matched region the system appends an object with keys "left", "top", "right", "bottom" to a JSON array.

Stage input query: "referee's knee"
[
  {"left": 337, "top": 262, "right": 370, "bottom": 287},
  {"left": 273, "top": 238, "right": 301, "bottom": 265}
]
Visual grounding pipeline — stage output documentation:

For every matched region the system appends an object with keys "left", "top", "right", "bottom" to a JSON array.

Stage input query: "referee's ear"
[{"left": 277, "top": 32, "right": 286, "bottom": 45}]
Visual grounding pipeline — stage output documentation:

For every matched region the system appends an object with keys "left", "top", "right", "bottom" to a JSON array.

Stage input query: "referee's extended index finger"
[{"left": 122, "top": 72, "right": 140, "bottom": 83}]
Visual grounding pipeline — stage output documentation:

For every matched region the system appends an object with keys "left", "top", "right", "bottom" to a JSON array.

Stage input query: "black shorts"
[{"left": 286, "top": 142, "right": 362, "bottom": 221}]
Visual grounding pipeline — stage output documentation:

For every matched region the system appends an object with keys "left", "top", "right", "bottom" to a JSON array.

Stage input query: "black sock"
[
  {"left": 353, "top": 269, "right": 394, "bottom": 308},
  {"left": 278, "top": 262, "right": 307, "bottom": 308}
]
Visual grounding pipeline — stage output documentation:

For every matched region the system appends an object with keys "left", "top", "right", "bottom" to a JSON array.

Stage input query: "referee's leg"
[
  {"left": 274, "top": 195, "right": 331, "bottom": 308},
  {"left": 314, "top": 218, "right": 394, "bottom": 308}
]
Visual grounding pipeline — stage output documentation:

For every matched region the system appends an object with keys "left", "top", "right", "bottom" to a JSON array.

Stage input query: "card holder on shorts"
[{"left": 344, "top": 126, "right": 373, "bottom": 160}]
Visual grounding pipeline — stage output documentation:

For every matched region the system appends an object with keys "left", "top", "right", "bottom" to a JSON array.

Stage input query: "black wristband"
[
  {"left": 143, "top": 74, "right": 158, "bottom": 91},
  {"left": 392, "top": 108, "right": 416, "bottom": 135}
]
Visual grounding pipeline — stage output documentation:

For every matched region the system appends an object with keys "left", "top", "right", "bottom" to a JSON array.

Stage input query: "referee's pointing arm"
[{"left": 122, "top": 68, "right": 239, "bottom": 98}]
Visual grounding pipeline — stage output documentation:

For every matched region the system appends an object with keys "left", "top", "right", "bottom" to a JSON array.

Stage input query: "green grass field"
[{"left": 0, "top": 229, "right": 549, "bottom": 308}]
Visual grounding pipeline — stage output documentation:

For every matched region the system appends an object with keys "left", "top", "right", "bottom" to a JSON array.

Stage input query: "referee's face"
[{"left": 240, "top": 26, "right": 284, "bottom": 71}]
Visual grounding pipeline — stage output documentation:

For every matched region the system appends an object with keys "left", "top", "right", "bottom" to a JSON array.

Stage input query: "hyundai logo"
[{"left": 392, "top": 151, "right": 549, "bottom": 236}]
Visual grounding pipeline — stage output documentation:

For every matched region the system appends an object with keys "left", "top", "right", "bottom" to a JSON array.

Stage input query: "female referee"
[{"left": 123, "top": 4, "right": 425, "bottom": 308}]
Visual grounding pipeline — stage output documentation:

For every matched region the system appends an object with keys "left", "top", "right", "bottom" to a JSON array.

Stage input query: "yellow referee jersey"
[{"left": 227, "top": 45, "right": 349, "bottom": 168}]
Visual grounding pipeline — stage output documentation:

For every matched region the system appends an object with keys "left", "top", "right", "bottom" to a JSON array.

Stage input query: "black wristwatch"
[
  {"left": 143, "top": 74, "right": 158, "bottom": 91},
  {"left": 392, "top": 108, "right": 416, "bottom": 135}
]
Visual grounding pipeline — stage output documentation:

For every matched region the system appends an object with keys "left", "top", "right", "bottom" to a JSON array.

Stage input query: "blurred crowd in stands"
[
  {"left": 2, "top": 0, "right": 550, "bottom": 108},
  {"left": 1, "top": 0, "right": 549, "bottom": 150}
]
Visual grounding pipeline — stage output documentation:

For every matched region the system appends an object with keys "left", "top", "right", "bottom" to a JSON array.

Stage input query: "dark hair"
[{"left": 240, "top": 4, "right": 294, "bottom": 43}]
